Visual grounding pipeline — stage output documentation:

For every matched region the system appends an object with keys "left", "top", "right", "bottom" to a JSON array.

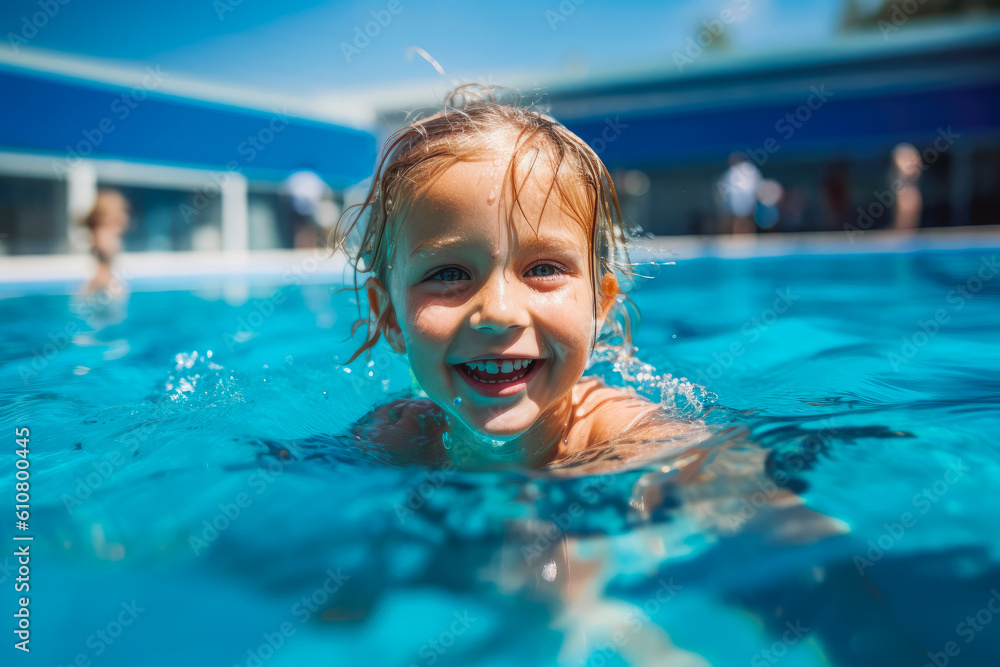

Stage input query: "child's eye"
[
  {"left": 525, "top": 263, "right": 566, "bottom": 278},
  {"left": 428, "top": 267, "right": 470, "bottom": 282}
]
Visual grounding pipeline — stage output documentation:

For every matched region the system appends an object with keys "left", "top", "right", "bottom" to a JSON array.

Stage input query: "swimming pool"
[{"left": 2, "top": 244, "right": 999, "bottom": 666}]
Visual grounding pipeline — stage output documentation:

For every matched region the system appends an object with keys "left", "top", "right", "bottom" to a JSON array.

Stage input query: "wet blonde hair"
[{"left": 330, "top": 84, "right": 637, "bottom": 363}]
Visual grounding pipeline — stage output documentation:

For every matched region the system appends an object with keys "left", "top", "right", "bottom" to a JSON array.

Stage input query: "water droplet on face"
[
  {"left": 486, "top": 186, "right": 497, "bottom": 205},
  {"left": 453, "top": 397, "right": 463, "bottom": 407}
]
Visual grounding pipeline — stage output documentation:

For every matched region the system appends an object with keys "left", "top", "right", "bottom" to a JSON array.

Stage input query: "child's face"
[{"left": 377, "top": 157, "right": 615, "bottom": 441}]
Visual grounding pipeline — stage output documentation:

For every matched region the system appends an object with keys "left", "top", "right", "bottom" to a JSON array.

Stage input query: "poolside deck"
[{"left": 2, "top": 226, "right": 998, "bottom": 293}]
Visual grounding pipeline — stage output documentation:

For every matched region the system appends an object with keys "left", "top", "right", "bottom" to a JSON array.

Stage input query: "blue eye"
[
  {"left": 429, "top": 267, "right": 470, "bottom": 282},
  {"left": 525, "top": 263, "right": 564, "bottom": 278}
]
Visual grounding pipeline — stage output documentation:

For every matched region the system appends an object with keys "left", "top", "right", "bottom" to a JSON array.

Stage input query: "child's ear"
[
  {"left": 366, "top": 277, "right": 406, "bottom": 354},
  {"left": 599, "top": 272, "right": 619, "bottom": 321}
]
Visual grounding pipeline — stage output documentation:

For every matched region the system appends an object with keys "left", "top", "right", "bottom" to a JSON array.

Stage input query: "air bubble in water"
[
  {"left": 442, "top": 432, "right": 453, "bottom": 450},
  {"left": 453, "top": 397, "right": 463, "bottom": 407}
]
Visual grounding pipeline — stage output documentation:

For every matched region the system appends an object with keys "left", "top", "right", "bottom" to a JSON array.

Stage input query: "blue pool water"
[{"left": 2, "top": 246, "right": 999, "bottom": 666}]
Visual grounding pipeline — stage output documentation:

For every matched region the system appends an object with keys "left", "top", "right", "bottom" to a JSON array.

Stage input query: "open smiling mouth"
[{"left": 454, "top": 358, "right": 545, "bottom": 397}]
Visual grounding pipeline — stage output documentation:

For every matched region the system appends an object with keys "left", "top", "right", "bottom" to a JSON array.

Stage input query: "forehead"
[{"left": 397, "top": 158, "right": 591, "bottom": 255}]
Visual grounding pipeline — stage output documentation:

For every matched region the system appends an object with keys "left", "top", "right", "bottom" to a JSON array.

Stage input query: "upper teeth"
[{"left": 464, "top": 359, "right": 532, "bottom": 373}]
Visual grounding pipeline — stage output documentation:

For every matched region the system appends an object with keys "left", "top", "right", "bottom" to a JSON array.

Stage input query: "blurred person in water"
[{"left": 82, "top": 188, "right": 130, "bottom": 294}]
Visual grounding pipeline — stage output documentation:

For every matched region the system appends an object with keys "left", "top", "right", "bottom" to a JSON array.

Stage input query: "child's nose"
[{"left": 469, "top": 272, "right": 530, "bottom": 333}]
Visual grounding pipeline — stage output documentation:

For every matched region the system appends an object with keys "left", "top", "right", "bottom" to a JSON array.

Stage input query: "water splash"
[
  {"left": 588, "top": 344, "right": 717, "bottom": 419},
  {"left": 163, "top": 350, "right": 240, "bottom": 404}
]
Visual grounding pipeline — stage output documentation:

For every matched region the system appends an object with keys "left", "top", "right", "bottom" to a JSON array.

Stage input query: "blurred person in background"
[
  {"left": 74, "top": 188, "right": 131, "bottom": 356},
  {"left": 821, "top": 162, "right": 851, "bottom": 232},
  {"left": 284, "top": 170, "right": 339, "bottom": 249},
  {"left": 82, "top": 188, "right": 130, "bottom": 294},
  {"left": 890, "top": 142, "right": 923, "bottom": 233},
  {"left": 716, "top": 152, "right": 762, "bottom": 234}
]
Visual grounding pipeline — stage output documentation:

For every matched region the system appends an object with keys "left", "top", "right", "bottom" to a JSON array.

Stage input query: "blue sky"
[{"left": 2, "top": 0, "right": 857, "bottom": 96}]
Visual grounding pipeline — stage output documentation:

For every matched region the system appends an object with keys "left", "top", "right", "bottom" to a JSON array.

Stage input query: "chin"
[{"left": 462, "top": 405, "right": 539, "bottom": 442}]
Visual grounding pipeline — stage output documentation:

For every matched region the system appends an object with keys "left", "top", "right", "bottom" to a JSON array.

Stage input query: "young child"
[
  {"left": 83, "top": 188, "right": 130, "bottom": 294},
  {"left": 332, "top": 85, "right": 686, "bottom": 469}
]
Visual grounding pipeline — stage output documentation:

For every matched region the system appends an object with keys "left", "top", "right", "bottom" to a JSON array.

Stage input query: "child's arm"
[{"left": 351, "top": 397, "right": 447, "bottom": 464}]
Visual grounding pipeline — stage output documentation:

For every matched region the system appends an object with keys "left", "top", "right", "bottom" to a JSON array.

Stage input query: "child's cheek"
[
  {"left": 407, "top": 302, "right": 455, "bottom": 343},
  {"left": 536, "top": 285, "right": 595, "bottom": 328}
]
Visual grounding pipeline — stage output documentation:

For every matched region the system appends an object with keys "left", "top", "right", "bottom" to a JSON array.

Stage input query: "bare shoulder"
[
  {"left": 571, "top": 377, "right": 687, "bottom": 447},
  {"left": 352, "top": 397, "right": 447, "bottom": 463}
]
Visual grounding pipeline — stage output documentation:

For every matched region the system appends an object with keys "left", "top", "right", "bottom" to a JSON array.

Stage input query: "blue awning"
[
  {"left": 551, "top": 23, "right": 1000, "bottom": 169},
  {"left": 560, "top": 80, "right": 1000, "bottom": 169},
  {"left": 0, "top": 65, "right": 376, "bottom": 187}
]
